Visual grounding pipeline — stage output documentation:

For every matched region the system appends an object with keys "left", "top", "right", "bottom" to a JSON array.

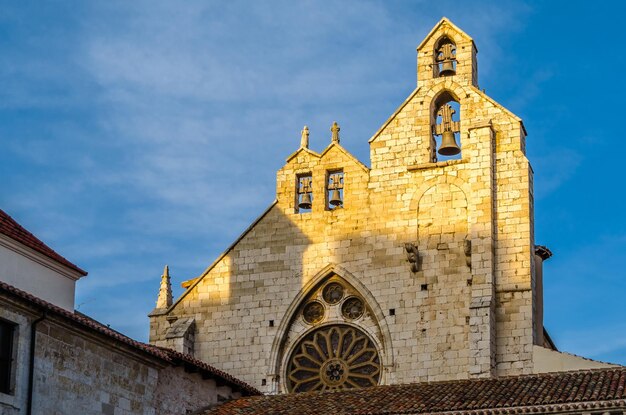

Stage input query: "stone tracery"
[
  {"left": 287, "top": 325, "right": 381, "bottom": 392},
  {"left": 341, "top": 297, "right": 364, "bottom": 320},
  {"left": 322, "top": 282, "right": 344, "bottom": 304},
  {"left": 274, "top": 273, "right": 386, "bottom": 393},
  {"left": 303, "top": 301, "right": 324, "bottom": 324}
]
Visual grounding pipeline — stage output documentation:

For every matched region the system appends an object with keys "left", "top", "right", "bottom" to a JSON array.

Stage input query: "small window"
[
  {"left": 326, "top": 170, "right": 344, "bottom": 209},
  {"left": 0, "top": 320, "right": 16, "bottom": 395},
  {"left": 296, "top": 174, "right": 313, "bottom": 213}
]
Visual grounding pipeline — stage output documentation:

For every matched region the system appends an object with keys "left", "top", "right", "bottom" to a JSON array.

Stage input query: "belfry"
[{"left": 148, "top": 17, "right": 615, "bottom": 395}]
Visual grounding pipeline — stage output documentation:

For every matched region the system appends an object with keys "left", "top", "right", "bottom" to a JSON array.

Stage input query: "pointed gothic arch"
[{"left": 267, "top": 264, "right": 394, "bottom": 393}]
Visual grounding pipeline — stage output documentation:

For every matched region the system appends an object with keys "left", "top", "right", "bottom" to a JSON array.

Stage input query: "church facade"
[{"left": 149, "top": 18, "right": 615, "bottom": 395}]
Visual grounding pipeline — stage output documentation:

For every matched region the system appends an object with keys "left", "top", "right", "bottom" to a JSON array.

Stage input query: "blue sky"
[{"left": 1, "top": 1, "right": 626, "bottom": 365}]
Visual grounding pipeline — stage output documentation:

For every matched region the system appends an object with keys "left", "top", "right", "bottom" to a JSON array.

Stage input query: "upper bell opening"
[{"left": 434, "top": 36, "right": 457, "bottom": 77}]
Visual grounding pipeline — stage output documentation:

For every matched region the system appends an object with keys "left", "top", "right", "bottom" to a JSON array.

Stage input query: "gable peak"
[{"left": 417, "top": 17, "right": 475, "bottom": 52}]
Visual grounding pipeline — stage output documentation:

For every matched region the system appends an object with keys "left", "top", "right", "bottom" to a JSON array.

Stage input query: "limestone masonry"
[{"left": 149, "top": 18, "right": 615, "bottom": 395}]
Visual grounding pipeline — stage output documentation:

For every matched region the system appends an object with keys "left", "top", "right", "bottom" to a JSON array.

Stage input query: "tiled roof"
[
  {"left": 205, "top": 369, "right": 626, "bottom": 415},
  {"left": 0, "top": 208, "right": 87, "bottom": 276},
  {"left": 0, "top": 279, "right": 260, "bottom": 396}
]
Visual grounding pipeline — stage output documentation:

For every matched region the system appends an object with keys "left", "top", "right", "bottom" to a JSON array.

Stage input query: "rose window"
[
  {"left": 322, "top": 282, "right": 344, "bottom": 304},
  {"left": 286, "top": 325, "right": 381, "bottom": 392},
  {"left": 341, "top": 297, "right": 364, "bottom": 320},
  {"left": 303, "top": 301, "right": 324, "bottom": 324}
]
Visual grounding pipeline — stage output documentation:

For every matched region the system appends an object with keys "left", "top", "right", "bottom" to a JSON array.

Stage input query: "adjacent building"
[
  {"left": 0, "top": 208, "right": 87, "bottom": 311},
  {"left": 0, "top": 209, "right": 259, "bottom": 414}
]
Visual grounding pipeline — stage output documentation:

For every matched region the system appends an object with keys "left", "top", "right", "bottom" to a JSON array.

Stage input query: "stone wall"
[
  {"left": 0, "top": 293, "right": 243, "bottom": 415},
  {"left": 34, "top": 319, "right": 241, "bottom": 414}
]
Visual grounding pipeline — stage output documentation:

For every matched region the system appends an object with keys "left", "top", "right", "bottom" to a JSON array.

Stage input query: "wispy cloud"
[
  {"left": 532, "top": 147, "right": 582, "bottom": 199},
  {"left": 543, "top": 234, "right": 626, "bottom": 361},
  {"left": 2, "top": 1, "right": 539, "bottom": 342},
  {"left": 556, "top": 325, "right": 626, "bottom": 362}
]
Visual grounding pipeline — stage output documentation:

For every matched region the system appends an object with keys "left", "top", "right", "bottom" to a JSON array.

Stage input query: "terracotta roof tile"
[
  {"left": 0, "top": 279, "right": 260, "bottom": 396},
  {"left": 204, "top": 369, "right": 626, "bottom": 414},
  {"left": 0, "top": 208, "right": 87, "bottom": 276}
]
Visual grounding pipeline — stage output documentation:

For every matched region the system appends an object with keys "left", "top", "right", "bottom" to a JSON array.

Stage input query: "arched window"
[
  {"left": 431, "top": 91, "right": 461, "bottom": 162},
  {"left": 282, "top": 275, "right": 382, "bottom": 393},
  {"left": 434, "top": 36, "right": 457, "bottom": 77}
]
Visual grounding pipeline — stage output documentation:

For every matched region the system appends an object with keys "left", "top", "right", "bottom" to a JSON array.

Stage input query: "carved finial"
[
  {"left": 300, "top": 126, "right": 309, "bottom": 149},
  {"left": 156, "top": 265, "right": 173, "bottom": 309},
  {"left": 330, "top": 121, "right": 340, "bottom": 144}
]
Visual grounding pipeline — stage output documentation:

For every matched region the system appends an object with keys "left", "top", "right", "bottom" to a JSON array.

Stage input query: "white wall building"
[{"left": 0, "top": 208, "right": 86, "bottom": 311}]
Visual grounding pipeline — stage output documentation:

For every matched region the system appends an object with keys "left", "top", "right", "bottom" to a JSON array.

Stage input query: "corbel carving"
[
  {"left": 404, "top": 243, "right": 421, "bottom": 273},
  {"left": 463, "top": 237, "right": 471, "bottom": 269}
]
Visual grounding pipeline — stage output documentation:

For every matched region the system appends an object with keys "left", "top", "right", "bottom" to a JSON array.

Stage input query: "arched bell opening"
[
  {"left": 430, "top": 90, "right": 462, "bottom": 162},
  {"left": 433, "top": 36, "right": 457, "bottom": 78},
  {"left": 296, "top": 173, "right": 313, "bottom": 213},
  {"left": 326, "top": 170, "right": 344, "bottom": 210}
]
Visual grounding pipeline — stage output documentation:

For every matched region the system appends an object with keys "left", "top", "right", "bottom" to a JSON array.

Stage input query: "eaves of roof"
[
  {"left": 0, "top": 208, "right": 87, "bottom": 276},
  {"left": 204, "top": 368, "right": 626, "bottom": 414},
  {"left": 0, "top": 279, "right": 260, "bottom": 396}
]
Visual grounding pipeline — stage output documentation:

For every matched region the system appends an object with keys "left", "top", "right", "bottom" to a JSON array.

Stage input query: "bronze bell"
[
  {"left": 298, "top": 193, "right": 312, "bottom": 209},
  {"left": 329, "top": 189, "right": 342, "bottom": 207},
  {"left": 439, "top": 59, "right": 455, "bottom": 76},
  {"left": 438, "top": 130, "right": 461, "bottom": 156}
]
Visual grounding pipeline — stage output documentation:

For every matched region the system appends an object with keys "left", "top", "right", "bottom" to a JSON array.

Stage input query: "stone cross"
[
  {"left": 300, "top": 126, "right": 309, "bottom": 149},
  {"left": 331, "top": 122, "right": 340, "bottom": 144}
]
